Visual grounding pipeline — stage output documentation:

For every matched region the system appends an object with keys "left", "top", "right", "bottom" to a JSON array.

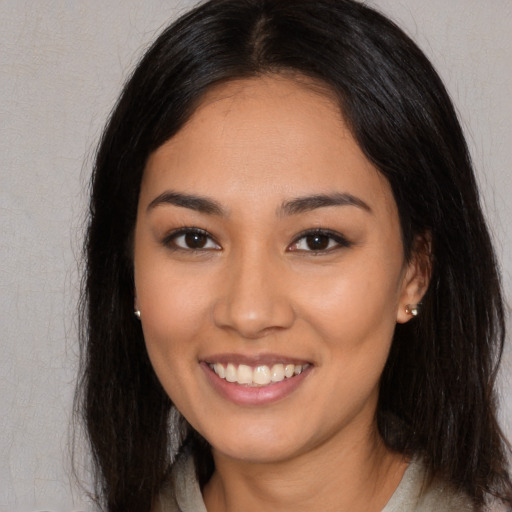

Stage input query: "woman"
[{"left": 76, "top": 0, "right": 512, "bottom": 510}]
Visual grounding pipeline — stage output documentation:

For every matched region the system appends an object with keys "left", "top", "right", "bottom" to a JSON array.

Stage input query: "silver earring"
[
  {"left": 405, "top": 304, "right": 420, "bottom": 317},
  {"left": 134, "top": 310, "right": 141, "bottom": 319}
]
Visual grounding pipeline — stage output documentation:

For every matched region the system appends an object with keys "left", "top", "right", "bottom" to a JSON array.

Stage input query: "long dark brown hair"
[{"left": 75, "top": 0, "right": 511, "bottom": 510}]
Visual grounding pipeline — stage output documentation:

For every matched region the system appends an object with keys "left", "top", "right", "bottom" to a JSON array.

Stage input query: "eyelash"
[
  {"left": 162, "top": 227, "right": 352, "bottom": 254},
  {"left": 288, "top": 229, "right": 353, "bottom": 254},
  {"left": 162, "top": 227, "right": 221, "bottom": 252}
]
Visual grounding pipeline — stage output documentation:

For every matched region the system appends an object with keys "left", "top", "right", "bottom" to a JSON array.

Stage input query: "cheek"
[
  {"left": 133, "top": 244, "right": 215, "bottom": 382},
  {"left": 138, "top": 274, "right": 210, "bottom": 352},
  {"left": 295, "top": 250, "right": 403, "bottom": 348},
  {"left": 137, "top": 273, "right": 212, "bottom": 412}
]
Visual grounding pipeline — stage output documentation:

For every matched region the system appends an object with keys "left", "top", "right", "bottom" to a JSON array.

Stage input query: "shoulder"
[
  {"left": 383, "top": 458, "right": 476, "bottom": 512},
  {"left": 152, "top": 477, "right": 180, "bottom": 512},
  {"left": 155, "top": 453, "right": 507, "bottom": 512},
  {"left": 152, "top": 451, "right": 207, "bottom": 512},
  {"left": 415, "top": 483, "right": 475, "bottom": 512}
]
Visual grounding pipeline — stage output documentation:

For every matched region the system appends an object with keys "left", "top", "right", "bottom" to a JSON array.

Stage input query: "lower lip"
[{"left": 200, "top": 363, "right": 312, "bottom": 406}]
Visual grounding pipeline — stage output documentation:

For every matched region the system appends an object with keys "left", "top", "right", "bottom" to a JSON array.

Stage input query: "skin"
[{"left": 134, "top": 75, "right": 427, "bottom": 512}]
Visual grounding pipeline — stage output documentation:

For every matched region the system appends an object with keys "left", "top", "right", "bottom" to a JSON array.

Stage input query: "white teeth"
[
  {"left": 253, "top": 365, "right": 271, "bottom": 385},
  {"left": 210, "top": 362, "right": 308, "bottom": 386},
  {"left": 237, "top": 364, "right": 253, "bottom": 385},
  {"left": 213, "top": 363, "right": 225, "bottom": 379},
  {"left": 271, "top": 364, "right": 285, "bottom": 382},
  {"left": 225, "top": 363, "right": 237, "bottom": 383}
]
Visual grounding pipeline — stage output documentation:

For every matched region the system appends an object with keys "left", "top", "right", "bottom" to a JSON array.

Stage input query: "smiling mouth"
[{"left": 207, "top": 362, "right": 310, "bottom": 387}]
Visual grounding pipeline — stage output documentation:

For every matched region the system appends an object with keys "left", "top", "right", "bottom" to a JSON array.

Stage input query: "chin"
[
  {"left": 205, "top": 424, "right": 306, "bottom": 465},
  {"left": 214, "top": 442, "right": 301, "bottom": 465}
]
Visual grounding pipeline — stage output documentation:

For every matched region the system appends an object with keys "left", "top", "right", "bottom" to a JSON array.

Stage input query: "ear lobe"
[
  {"left": 396, "top": 232, "right": 432, "bottom": 324},
  {"left": 134, "top": 290, "right": 140, "bottom": 315},
  {"left": 133, "top": 294, "right": 142, "bottom": 320}
]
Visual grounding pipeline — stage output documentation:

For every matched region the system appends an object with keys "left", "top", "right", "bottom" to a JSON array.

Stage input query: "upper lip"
[{"left": 201, "top": 353, "right": 312, "bottom": 367}]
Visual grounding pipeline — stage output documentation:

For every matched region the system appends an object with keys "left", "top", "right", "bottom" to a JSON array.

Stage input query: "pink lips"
[
  {"left": 200, "top": 359, "right": 312, "bottom": 406},
  {"left": 202, "top": 353, "right": 311, "bottom": 367}
]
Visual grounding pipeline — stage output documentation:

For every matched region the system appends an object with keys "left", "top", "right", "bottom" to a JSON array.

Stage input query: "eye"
[
  {"left": 288, "top": 229, "right": 351, "bottom": 253},
  {"left": 163, "top": 228, "right": 220, "bottom": 251}
]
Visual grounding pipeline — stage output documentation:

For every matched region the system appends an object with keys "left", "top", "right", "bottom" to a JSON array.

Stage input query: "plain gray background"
[{"left": 1, "top": 1, "right": 511, "bottom": 510}]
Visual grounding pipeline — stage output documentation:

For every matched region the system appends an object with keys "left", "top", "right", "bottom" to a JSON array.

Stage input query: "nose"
[{"left": 212, "top": 248, "right": 296, "bottom": 339}]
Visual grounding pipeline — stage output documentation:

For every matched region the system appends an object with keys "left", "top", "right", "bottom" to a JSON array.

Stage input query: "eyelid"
[
  {"left": 161, "top": 226, "right": 350, "bottom": 253},
  {"left": 288, "top": 228, "right": 352, "bottom": 253},
  {"left": 162, "top": 227, "right": 221, "bottom": 251}
]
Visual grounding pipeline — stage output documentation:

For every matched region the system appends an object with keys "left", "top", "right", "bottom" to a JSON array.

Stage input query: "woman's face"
[{"left": 134, "top": 76, "right": 422, "bottom": 464}]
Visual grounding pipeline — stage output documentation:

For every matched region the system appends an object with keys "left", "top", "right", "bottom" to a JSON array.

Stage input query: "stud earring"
[
  {"left": 134, "top": 310, "right": 141, "bottom": 319},
  {"left": 405, "top": 304, "right": 420, "bottom": 317}
]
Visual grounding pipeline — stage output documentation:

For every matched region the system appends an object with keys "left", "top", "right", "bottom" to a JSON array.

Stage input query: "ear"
[
  {"left": 396, "top": 232, "right": 432, "bottom": 324},
  {"left": 134, "top": 288, "right": 140, "bottom": 312},
  {"left": 133, "top": 291, "right": 142, "bottom": 320}
]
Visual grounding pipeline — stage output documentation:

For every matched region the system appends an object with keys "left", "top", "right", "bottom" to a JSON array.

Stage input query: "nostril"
[{"left": 211, "top": 295, "right": 295, "bottom": 338}]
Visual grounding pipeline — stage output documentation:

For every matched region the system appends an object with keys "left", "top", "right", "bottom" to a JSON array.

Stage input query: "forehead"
[
  {"left": 195, "top": 73, "right": 341, "bottom": 123},
  {"left": 142, "top": 75, "right": 396, "bottom": 217}
]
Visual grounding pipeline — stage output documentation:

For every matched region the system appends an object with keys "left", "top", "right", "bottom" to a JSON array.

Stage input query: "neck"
[{"left": 202, "top": 421, "right": 408, "bottom": 512}]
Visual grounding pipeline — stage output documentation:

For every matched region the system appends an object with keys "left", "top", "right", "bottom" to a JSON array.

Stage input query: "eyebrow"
[
  {"left": 279, "top": 193, "right": 372, "bottom": 216},
  {"left": 147, "top": 191, "right": 225, "bottom": 216},
  {"left": 147, "top": 190, "right": 371, "bottom": 217}
]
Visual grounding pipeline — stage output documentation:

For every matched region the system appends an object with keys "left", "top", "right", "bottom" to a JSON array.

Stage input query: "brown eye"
[
  {"left": 165, "top": 228, "right": 220, "bottom": 251},
  {"left": 288, "top": 229, "right": 352, "bottom": 253},
  {"left": 184, "top": 232, "right": 208, "bottom": 249},
  {"left": 305, "top": 234, "right": 330, "bottom": 251}
]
